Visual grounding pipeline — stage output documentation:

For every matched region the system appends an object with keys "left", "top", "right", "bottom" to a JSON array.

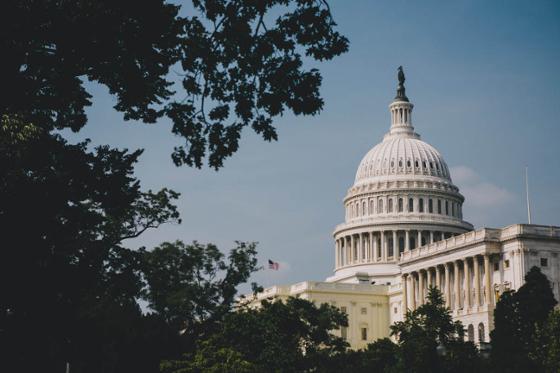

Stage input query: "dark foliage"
[
  {"left": 1, "top": 0, "right": 348, "bottom": 169},
  {"left": 490, "top": 266, "right": 557, "bottom": 373},
  {"left": 161, "top": 297, "right": 349, "bottom": 373},
  {"left": 391, "top": 287, "right": 482, "bottom": 373}
]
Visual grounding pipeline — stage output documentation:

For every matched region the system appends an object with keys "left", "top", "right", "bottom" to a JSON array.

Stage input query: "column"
[
  {"left": 418, "top": 270, "right": 425, "bottom": 305},
  {"left": 417, "top": 230, "right": 422, "bottom": 248},
  {"left": 392, "top": 230, "right": 397, "bottom": 259},
  {"left": 358, "top": 233, "right": 363, "bottom": 263},
  {"left": 426, "top": 268, "right": 432, "bottom": 289},
  {"left": 381, "top": 231, "right": 387, "bottom": 261},
  {"left": 405, "top": 230, "right": 410, "bottom": 251},
  {"left": 454, "top": 261, "right": 461, "bottom": 310},
  {"left": 335, "top": 240, "right": 339, "bottom": 267},
  {"left": 402, "top": 274, "right": 408, "bottom": 312},
  {"left": 484, "top": 254, "right": 492, "bottom": 306},
  {"left": 430, "top": 231, "right": 434, "bottom": 244},
  {"left": 350, "top": 235, "right": 354, "bottom": 263},
  {"left": 435, "top": 265, "right": 441, "bottom": 288},
  {"left": 444, "top": 263, "right": 451, "bottom": 308},
  {"left": 464, "top": 258, "right": 471, "bottom": 310},
  {"left": 411, "top": 273, "right": 417, "bottom": 310},
  {"left": 373, "top": 232, "right": 378, "bottom": 262},
  {"left": 369, "top": 232, "right": 374, "bottom": 262},
  {"left": 474, "top": 255, "right": 481, "bottom": 307}
]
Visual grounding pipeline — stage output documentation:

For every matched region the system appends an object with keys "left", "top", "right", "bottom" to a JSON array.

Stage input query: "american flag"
[{"left": 268, "top": 259, "right": 279, "bottom": 270}]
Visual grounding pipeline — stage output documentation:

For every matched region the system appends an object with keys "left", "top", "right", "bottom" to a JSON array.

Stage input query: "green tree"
[
  {"left": 140, "top": 241, "right": 260, "bottom": 338},
  {"left": 391, "top": 287, "right": 480, "bottom": 373},
  {"left": 533, "top": 310, "right": 560, "bottom": 373},
  {"left": 1, "top": 0, "right": 348, "bottom": 168},
  {"left": 490, "top": 266, "right": 557, "bottom": 372},
  {"left": 162, "top": 297, "right": 349, "bottom": 373}
]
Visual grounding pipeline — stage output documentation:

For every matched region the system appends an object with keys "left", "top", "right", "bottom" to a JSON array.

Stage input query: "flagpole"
[{"left": 525, "top": 166, "right": 532, "bottom": 224}]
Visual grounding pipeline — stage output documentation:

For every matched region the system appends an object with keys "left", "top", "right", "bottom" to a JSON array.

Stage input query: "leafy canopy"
[{"left": 1, "top": 0, "right": 348, "bottom": 168}]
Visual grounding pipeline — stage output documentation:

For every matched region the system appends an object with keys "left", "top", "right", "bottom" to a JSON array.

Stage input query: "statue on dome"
[{"left": 395, "top": 66, "right": 408, "bottom": 101}]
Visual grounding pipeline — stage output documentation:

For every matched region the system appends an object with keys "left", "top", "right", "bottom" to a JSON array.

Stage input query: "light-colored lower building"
[{"left": 249, "top": 70, "right": 560, "bottom": 349}]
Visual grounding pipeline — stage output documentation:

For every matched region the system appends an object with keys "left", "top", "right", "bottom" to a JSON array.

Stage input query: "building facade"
[{"left": 250, "top": 70, "right": 560, "bottom": 349}]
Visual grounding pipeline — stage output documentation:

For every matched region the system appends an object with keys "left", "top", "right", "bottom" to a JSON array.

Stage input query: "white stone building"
[{"left": 250, "top": 70, "right": 560, "bottom": 349}]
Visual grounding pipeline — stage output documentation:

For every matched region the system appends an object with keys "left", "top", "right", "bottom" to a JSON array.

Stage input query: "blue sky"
[{"left": 66, "top": 0, "right": 560, "bottom": 290}]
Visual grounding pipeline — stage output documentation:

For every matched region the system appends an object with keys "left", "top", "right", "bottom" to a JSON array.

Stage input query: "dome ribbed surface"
[{"left": 354, "top": 136, "right": 451, "bottom": 185}]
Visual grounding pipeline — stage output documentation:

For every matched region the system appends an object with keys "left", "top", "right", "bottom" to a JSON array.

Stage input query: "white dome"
[{"left": 354, "top": 135, "right": 451, "bottom": 186}]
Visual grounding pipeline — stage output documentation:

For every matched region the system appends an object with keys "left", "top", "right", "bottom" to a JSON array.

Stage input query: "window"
[
  {"left": 341, "top": 326, "right": 348, "bottom": 340},
  {"left": 408, "top": 198, "right": 414, "bottom": 212},
  {"left": 419, "top": 198, "right": 424, "bottom": 213},
  {"left": 391, "top": 161, "right": 394, "bottom": 167},
  {"left": 541, "top": 258, "right": 548, "bottom": 267},
  {"left": 422, "top": 161, "right": 426, "bottom": 168},
  {"left": 361, "top": 307, "right": 367, "bottom": 315},
  {"left": 388, "top": 238, "right": 394, "bottom": 257},
  {"left": 407, "top": 160, "right": 411, "bottom": 168},
  {"left": 394, "top": 307, "right": 398, "bottom": 314},
  {"left": 361, "top": 327, "right": 368, "bottom": 341},
  {"left": 478, "top": 323, "right": 485, "bottom": 343},
  {"left": 399, "top": 237, "right": 405, "bottom": 253},
  {"left": 452, "top": 203, "right": 455, "bottom": 216},
  {"left": 428, "top": 199, "right": 433, "bottom": 213},
  {"left": 445, "top": 201, "right": 449, "bottom": 215},
  {"left": 494, "top": 262, "right": 499, "bottom": 271},
  {"left": 378, "top": 199, "right": 384, "bottom": 213},
  {"left": 429, "top": 162, "right": 434, "bottom": 169},
  {"left": 398, "top": 198, "right": 404, "bottom": 212},
  {"left": 438, "top": 199, "right": 442, "bottom": 214},
  {"left": 388, "top": 198, "right": 393, "bottom": 213},
  {"left": 504, "top": 259, "right": 510, "bottom": 269},
  {"left": 415, "top": 160, "right": 419, "bottom": 168},
  {"left": 399, "top": 160, "right": 403, "bottom": 167},
  {"left": 363, "top": 201, "right": 366, "bottom": 216},
  {"left": 467, "top": 324, "right": 475, "bottom": 342}
]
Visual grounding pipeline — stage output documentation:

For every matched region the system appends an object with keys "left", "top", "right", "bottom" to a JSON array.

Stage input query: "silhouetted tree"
[
  {"left": 491, "top": 266, "right": 557, "bottom": 373},
  {"left": 1, "top": 0, "right": 348, "bottom": 168},
  {"left": 0, "top": 116, "right": 181, "bottom": 372}
]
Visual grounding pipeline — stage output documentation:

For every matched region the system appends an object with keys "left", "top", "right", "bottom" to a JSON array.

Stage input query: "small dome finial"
[{"left": 395, "top": 66, "right": 409, "bottom": 102}]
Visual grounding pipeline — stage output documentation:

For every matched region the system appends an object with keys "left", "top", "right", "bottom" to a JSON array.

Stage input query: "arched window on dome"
[
  {"left": 430, "top": 162, "right": 434, "bottom": 169},
  {"left": 377, "top": 199, "right": 384, "bottom": 214},
  {"left": 452, "top": 203, "right": 455, "bottom": 217},
  {"left": 467, "top": 324, "right": 475, "bottom": 342},
  {"left": 422, "top": 161, "right": 427, "bottom": 169},
  {"left": 398, "top": 198, "right": 403, "bottom": 212},
  {"left": 415, "top": 160, "right": 419, "bottom": 168},
  {"left": 419, "top": 198, "right": 424, "bottom": 213},
  {"left": 428, "top": 199, "right": 433, "bottom": 213},
  {"left": 388, "top": 198, "right": 393, "bottom": 213},
  {"left": 408, "top": 198, "right": 414, "bottom": 212},
  {"left": 438, "top": 199, "right": 442, "bottom": 214},
  {"left": 445, "top": 201, "right": 449, "bottom": 215},
  {"left": 399, "top": 160, "right": 403, "bottom": 168},
  {"left": 407, "top": 160, "right": 411, "bottom": 168},
  {"left": 363, "top": 201, "right": 367, "bottom": 216},
  {"left": 370, "top": 200, "right": 374, "bottom": 215},
  {"left": 478, "top": 323, "right": 485, "bottom": 343}
]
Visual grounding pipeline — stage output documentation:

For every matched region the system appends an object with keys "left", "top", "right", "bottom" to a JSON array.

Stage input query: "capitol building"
[{"left": 250, "top": 69, "right": 560, "bottom": 349}]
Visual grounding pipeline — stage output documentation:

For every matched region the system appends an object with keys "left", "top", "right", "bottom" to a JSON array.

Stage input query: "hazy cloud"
[{"left": 450, "top": 166, "right": 514, "bottom": 207}]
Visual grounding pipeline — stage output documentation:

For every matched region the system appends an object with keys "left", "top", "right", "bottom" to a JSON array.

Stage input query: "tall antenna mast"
[{"left": 525, "top": 166, "right": 532, "bottom": 224}]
